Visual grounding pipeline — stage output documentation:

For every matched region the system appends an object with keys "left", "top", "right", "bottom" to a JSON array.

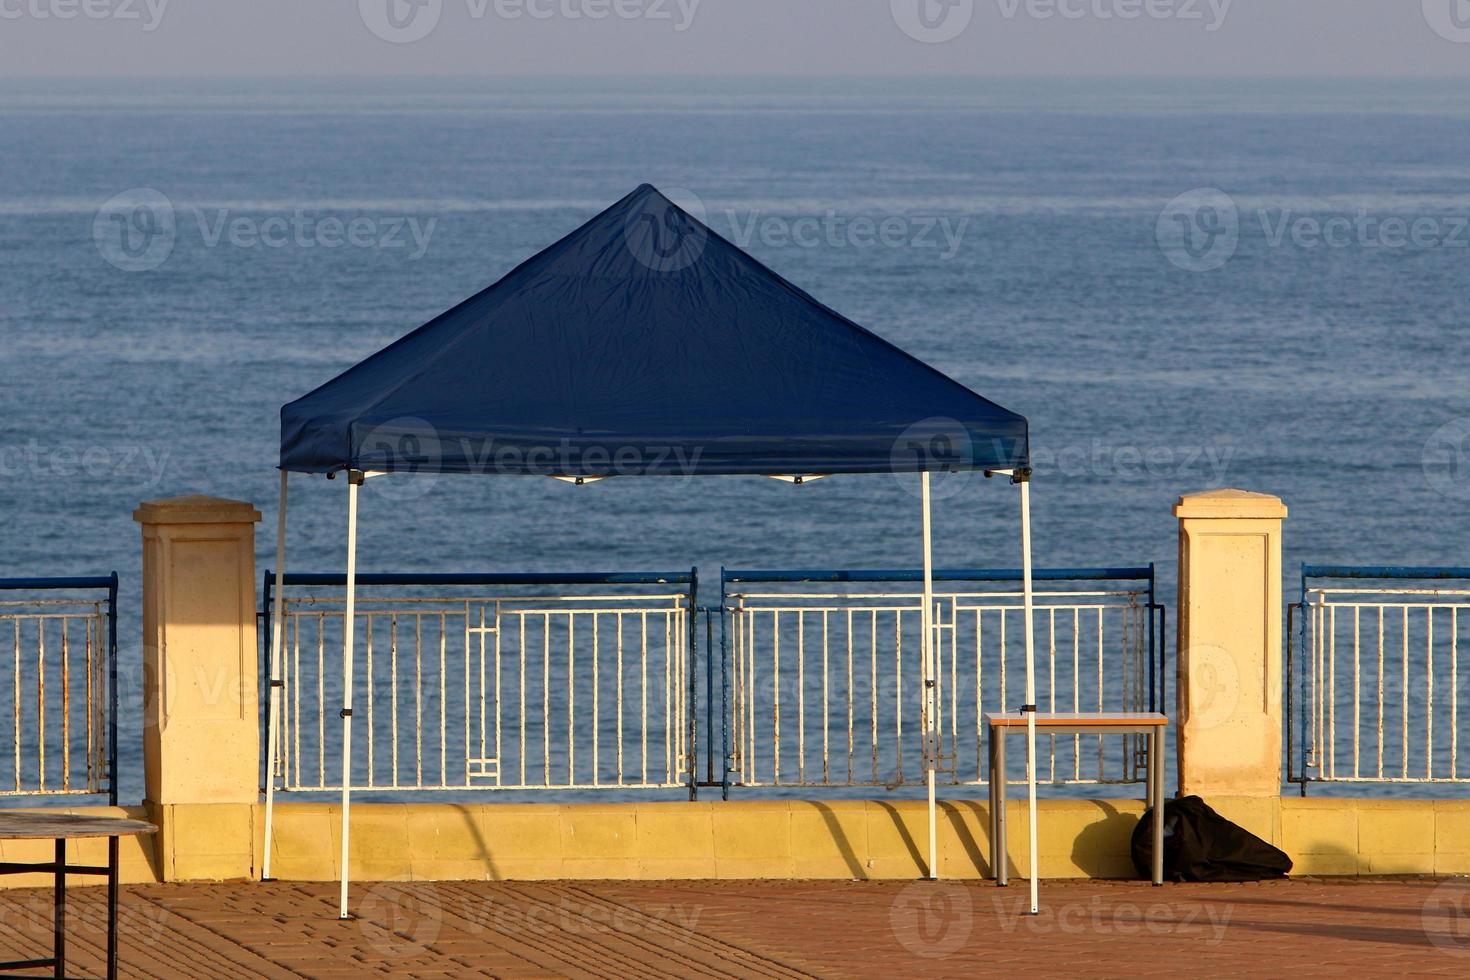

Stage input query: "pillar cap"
[
  {"left": 1174, "top": 488, "right": 1287, "bottom": 520},
  {"left": 133, "top": 495, "right": 262, "bottom": 526}
]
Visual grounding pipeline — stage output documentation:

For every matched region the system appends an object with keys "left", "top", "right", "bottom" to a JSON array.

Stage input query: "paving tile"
[{"left": 2, "top": 876, "right": 1469, "bottom": 976}]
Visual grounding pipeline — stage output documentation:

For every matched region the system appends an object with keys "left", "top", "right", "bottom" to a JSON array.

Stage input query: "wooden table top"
[
  {"left": 985, "top": 711, "right": 1169, "bottom": 728},
  {"left": 0, "top": 812, "right": 157, "bottom": 840}
]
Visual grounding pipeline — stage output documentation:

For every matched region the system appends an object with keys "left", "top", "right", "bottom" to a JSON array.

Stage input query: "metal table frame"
[
  {"left": 988, "top": 712, "right": 1168, "bottom": 887},
  {"left": 0, "top": 834, "right": 127, "bottom": 980}
]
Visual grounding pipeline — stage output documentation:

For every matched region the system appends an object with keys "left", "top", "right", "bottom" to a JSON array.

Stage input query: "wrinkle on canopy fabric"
[{"left": 280, "top": 184, "right": 1029, "bottom": 477}]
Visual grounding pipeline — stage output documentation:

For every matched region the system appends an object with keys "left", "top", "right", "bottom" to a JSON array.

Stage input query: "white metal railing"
[
  {"left": 1299, "top": 582, "right": 1470, "bottom": 783},
  {"left": 269, "top": 588, "right": 692, "bottom": 793},
  {"left": 0, "top": 599, "right": 110, "bottom": 797},
  {"left": 726, "top": 578, "right": 1158, "bottom": 789}
]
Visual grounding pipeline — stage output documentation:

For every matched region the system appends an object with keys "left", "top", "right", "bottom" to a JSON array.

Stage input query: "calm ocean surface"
[{"left": 2, "top": 77, "right": 1469, "bottom": 802}]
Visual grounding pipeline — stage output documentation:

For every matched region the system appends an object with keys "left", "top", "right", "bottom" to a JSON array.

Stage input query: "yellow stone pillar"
[
  {"left": 134, "top": 495, "right": 262, "bottom": 879},
  {"left": 1174, "top": 489, "right": 1288, "bottom": 799}
]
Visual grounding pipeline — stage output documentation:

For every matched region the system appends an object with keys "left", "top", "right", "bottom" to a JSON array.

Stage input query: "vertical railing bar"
[
  {"left": 773, "top": 611, "right": 781, "bottom": 785},
  {"left": 542, "top": 612, "right": 550, "bottom": 787},
  {"left": 870, "top": 609, "right": 878, "bottom": 785},
  {"left": 728, "top": 606, "right": 739, "bottom": 783},
  {"left": 291, "top": 614, "right": 300, "bottom": 788},
  {"left": 96, "top": 609, "right": 105, "bottom": 790},
  {"left": 1454, "top": 607, "right": 1460, "bottom": 780},
  {"left": 415, "top": 615, "right": 424, "bottom": 788},
  {"left": 1402, "top": 606, "right": 1409, "bottom": 780},
  {"left": 317, "top": 614, "right": 325, "bottom": 788},
  {"left": 1072, "top": 607, "right": 1080, "bottom": 781},
  {"left": 822, "top": 609, "right": 829, "bottom": 786},
  {"left": 478, "top": 605, "right": 487, "bottom": 778},
  {"left": 365, "top": 616, "right": 374, "bottom": 788},
  {"left": 1328, "top": 605, "right": 1336, "bottom": 779},
  {"left": 999, "top": 610, "right": 1007, "bottom": 718},
  {"left": 616, "top": 612, "right": 623, "bottom": 786},
  {"left": 569, "top": 613, "right": 577, "bottom": 787},
  {"left": 797, "top": 611, "right": 805, "bottom": 784},
  {"left": 1426, "top": 606, "right": 1434, "bottom": 780},
  {"left": 439, "top": 613, "right": 447, "bottom": 788},
  {"left": 1451, "top": 605, "right": 1460, "bottom": 780},
  {"left": 61, "top": 619, "right": 70, "bottom": 792},
  {"left": 1096, "top": 608, "right": 1103, "bottom": 781},
  {"left": 895, "top": 609, "right": 904, "bottom": 784},
  {"left": 13, "top": 619, "right": 20, "bottom": 792},
  {"left": 1352, "top": 606, "right": 1360, "bottom": 779},
  {"left": 37, "top": 618, "right": 45, "bottom": 791},
  {"left": 975, "top": 608, "right": 983, "bottom": 781},
  {"left": 1047, "top": 608, "right": 1055, "bottom": 783},
  {"left": 640, "top": 610, "right": 649, "bottom": 786},
  {"left": 526, "top": 614, "right": 532, "bottom": 787},
  {"left": 1377, "top": 605, "right": 1384, "bottom": 780},
  {"left": 1309, "top": 597, "right": 1319, "bottom": 769},
  {"left": 494, "top": 603, "right": 503, "bottom": 787},
  {"left": 390, "top": 613, "right": 400, "bottom": 788},
  {"left": 746, "top": 605, "right": 756, "bottom": 784},
  {"left": 663, "top": 611, "right": 670, "bottom": 785},
  {"left": 593, "top": 612, "right": 601, "bottom": 787},
  {"left": 948, "top": 599, "right": 957, "bottom": 783},
  {"left": 463, "top": 605, "right": 470, "bottom": 787},
  {"left": 846, "top": 608, "right": 854, "bottom": 786},
  {"left": 85, "top": 616, "right": 94, "bottom": 790}
]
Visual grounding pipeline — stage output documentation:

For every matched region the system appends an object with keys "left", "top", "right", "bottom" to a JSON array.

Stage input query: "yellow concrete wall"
[
  {"left": 134, "top": 495, "right": 262, "bottom": 807},
  {"left": 1175, "top": 489, "right": 1288, "bottom": 797},
  {"left": 5, "top": 796, "right": 1470, "bottom": 888},
  {"left": 250, "top": 796, "right": 1470, "bottom": 883},
  {"left": 256, "top": 798, "right": 1121, "bottom": 883}
]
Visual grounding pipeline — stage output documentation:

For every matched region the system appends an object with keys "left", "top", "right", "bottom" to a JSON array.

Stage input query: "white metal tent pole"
[
  {"left": 920, "top": 471, "right": 938, "bottom": 880},
  {"left": 338, "top": 473, "right": 361, "bottom": 919},
  {"left": 262, "top": 470, "right": 289, "bottom": 881},
  {"left": 1019, "top": 475, "right": 1040, "bottom": 914}
]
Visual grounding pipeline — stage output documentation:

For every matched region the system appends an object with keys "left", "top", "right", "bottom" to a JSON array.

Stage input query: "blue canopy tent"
[{"left": 266, "top": 184, "right": 1043, "bottom": 916}]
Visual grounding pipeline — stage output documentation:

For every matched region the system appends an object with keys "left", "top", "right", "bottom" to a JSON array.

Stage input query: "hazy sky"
[{"left": 1, "top": 0, "right": 1468, "bottom": 76}]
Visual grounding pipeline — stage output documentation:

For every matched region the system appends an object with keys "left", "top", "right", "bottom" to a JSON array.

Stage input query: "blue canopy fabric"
[{"left": 280, "top": 185, "right": 1029, "bottom": 477}]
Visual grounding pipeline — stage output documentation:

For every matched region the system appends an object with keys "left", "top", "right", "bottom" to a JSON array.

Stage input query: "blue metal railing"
[
  {"left": 256, "top": 565, "right": 1165, "bottom": 802},
  {"left": 717, "top": 566, "right": 1163, "bottom": 798},
  {"left": 1293, "top": 564, "right": 1470, "bottom": 790},
  {"left": 0, "top": 574, "right": 119, "bottom": 805},
  {"left": 260, "top": 570, "right": 699, "bottom": 797}
]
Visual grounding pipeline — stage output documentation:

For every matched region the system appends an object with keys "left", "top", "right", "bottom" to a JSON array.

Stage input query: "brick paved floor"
[{"left": 2, "top": 877, "right": 1469, "bottom": 977}]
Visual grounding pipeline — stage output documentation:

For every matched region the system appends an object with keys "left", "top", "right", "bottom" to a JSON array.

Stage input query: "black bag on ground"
[{"left": 1131, "top": 795, "right": 1292, "bottom": 882}]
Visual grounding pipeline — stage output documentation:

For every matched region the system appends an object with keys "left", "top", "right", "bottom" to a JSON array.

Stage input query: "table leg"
[
  {"left": 1152, "top": 726, "right": 1165, "bottom": 886},
  {"left": 996, "top": 731, "right": 1008, "bottom": 888},
  {"left": 53, "top": 839, "right": 64, "bottom": 980},
  {"left": 987, "top": 726, "right": 997, "bottom": 880},
  {"left": 108, "top": 836, "right": 119, "bottom": 980}
]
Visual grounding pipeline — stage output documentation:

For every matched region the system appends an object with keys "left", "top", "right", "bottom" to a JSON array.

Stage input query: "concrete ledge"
[
  {"left": 7, "top": 796, "right": 1469, "bottom": 887},
  {"left": 253, "top": 797, "right": 1149, "bottom": 882}
]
